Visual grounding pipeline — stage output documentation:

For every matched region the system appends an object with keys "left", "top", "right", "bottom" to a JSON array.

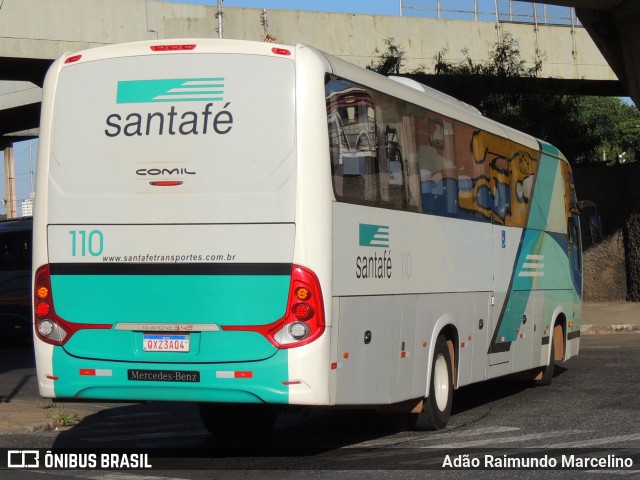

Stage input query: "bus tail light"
[
  {"left": 271, "top": 47, "right": 291, "bottom": 56},
  {"left": 222, "top": 265, "right": 325, "bottom": 349},
  {"left": 149, "top": 181, "right": 183, "bottom": 187},
  {"left": 64, "top": 55, "right": 82, "bottom": 64},
  {"left": 33, "top": 265, "right": 111, "bottom": 345},
  {"left": 150, "top": 44, "right": 196, "bottom": 52}
]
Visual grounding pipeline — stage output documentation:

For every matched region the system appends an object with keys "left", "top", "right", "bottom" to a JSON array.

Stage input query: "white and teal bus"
[{"left": 33, "top": 39, "right": 582, "bottom": 432}]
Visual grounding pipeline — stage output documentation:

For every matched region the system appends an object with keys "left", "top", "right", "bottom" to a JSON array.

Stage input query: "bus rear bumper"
[{"left": 48, "top": 346, "right": 292, "bottom": 404}]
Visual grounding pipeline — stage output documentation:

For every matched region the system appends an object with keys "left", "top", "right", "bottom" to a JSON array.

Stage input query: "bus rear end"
[{"left": 33, "top": 40, "right": 326, "bottom": 428}]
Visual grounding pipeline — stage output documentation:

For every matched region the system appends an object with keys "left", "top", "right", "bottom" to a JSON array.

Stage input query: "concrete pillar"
[{"left": 3, "top": 146, "right": 17, "bottom": 219}]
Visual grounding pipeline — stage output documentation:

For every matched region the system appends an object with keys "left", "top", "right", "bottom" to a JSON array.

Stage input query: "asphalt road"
[{"left": 1, "top": 334, "right": 639, "bottom": 479}]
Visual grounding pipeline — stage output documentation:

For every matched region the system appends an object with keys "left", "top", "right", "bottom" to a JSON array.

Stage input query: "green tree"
[{"left": 367, "top": 38, "right": 406, "bottom": 76}]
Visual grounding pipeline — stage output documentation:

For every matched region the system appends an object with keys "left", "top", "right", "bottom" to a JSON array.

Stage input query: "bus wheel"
[
  {"left": 536, "top": 327, "right": 558, "bottom": 387},
  {"left": 404, "top": 334, "right": 453, "bottom": 431},
  {"left": 198, "top": 403, "right": 279, "bottom": 435}
]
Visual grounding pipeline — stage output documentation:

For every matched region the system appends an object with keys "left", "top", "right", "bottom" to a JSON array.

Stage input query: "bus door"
[{"left": 489, "top": 224, "right": 516, "bottom": 373}]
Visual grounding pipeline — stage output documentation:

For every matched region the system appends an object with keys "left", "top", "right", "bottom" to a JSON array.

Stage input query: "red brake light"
[
  {"left": 271, "top": 47, "right": 291, "bottom": 56},
  {"left": 149, "top": 181, "right": 183, "bottom": 187},
  {"left": 35, "top": 302, "right": 50, "bottom": 317},
  {"left": 64, "top": 55, "right": 82, "bottom": 64},
  {"left": 293, "top": 303, "right": 313, "bottom": 320},
  {"left": 150, "top": 44, "right": 196, "bottom": 52}
]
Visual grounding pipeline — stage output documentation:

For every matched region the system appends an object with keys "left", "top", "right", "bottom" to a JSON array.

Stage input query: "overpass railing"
[
  {"left": 400, "top": 1, "right": 580, "bottom": 26},
  {"left": 400, "top": 1, "right": 581, "bottom": 59}
]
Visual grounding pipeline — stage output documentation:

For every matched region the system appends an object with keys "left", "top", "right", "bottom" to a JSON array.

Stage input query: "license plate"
[{"left": 143, "top": 334, "right": 190, "bottom": 352}]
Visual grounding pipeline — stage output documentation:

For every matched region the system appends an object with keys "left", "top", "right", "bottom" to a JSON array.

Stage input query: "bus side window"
[
  {"left": 373, "top": 97, "right": 408, "bottom": 211},
  {"left": 420, "top": 118, "right": 457, "bottom": 216},
  {"left": 383, "top": 125, "right": 406, "bottom": 210},
  {"left": 326, "top": 77, "right": 379, "bottom": 206},
  {"left": 508, "top": 148, "right": 537, "bottom": 228},
  {"left": 454, "top": 122, "right": 487, "bottom": 221}
]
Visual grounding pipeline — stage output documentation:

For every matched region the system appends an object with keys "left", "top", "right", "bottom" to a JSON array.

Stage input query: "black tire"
[
  {"left": 198, "top": 403, "right": 279, "bottom": 436},
  {"left": 536, "top": 330, "right": 556, "bottom": 387},
  {"left": 404, "top": 334, "right": 453, "bottom": 431}
]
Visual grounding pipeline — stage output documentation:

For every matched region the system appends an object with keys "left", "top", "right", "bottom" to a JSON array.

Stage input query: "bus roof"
[
  {"left": 0, "top": 217, "right": 33, "bottom": 233},
  {"left": 57, "top": 39, "right": 297, "bottom": 65},
  {"left": 318, "top": 48, "right": 540, "bottom": 152}
]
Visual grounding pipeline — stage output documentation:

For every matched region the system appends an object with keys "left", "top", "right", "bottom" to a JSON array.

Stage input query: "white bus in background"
[{"left": 33, "top": 39, "right": 582, "bottom": 433}]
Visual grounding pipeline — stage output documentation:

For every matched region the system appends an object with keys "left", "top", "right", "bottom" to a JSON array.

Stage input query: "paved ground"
[{"left": 1, "top": 301, "right": 638, "bottom": 436}]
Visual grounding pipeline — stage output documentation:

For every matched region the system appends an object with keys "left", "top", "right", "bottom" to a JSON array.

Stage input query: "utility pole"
[
  {"left": 260, "top": 9, "right": 276, "bottom": 42},
  {"left": 216, "top": 0, "right": 223, "bottom": 39},
  {"left": 3, "top": 146, "right": 16, "bottom": 219}
]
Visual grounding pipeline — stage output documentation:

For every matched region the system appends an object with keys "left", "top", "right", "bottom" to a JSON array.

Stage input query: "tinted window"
[{"left": 326, "top": 75, "right": 540, "bottom": 227}]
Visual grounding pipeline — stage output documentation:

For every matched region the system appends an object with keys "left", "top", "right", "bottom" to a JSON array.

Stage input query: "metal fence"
[{"left": 400, "top": 1, "right": 580, "bottom": 27}]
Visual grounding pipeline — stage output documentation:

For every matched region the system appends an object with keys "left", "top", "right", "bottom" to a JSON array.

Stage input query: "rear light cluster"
[
  {"left": 275, "top": 267, "right": 323, "bottom": 346},
  {"left": 33, "top": 265, "right": 110, "bottom": 345},
  {"left": 222, "top": 265, "right": 325, "bottom": 349},
  {"left": 34, "top": 265, "right": 68, "bottom": 345}
]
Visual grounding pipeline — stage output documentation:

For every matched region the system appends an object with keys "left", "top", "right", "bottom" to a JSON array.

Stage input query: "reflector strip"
[
  {"left": 46, "top": 375, "right": 59, "bottom": 380},
  {"left": 216, "top": 371, "right": 253, "bottom": 379},
  {"left": 282, "top": 380, "right": 301, "bottom": 385},
  {"left": 80, "top": 369, "right": 113, "bottom": 376}
]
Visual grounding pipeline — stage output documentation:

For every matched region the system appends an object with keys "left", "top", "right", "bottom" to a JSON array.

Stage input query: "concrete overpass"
[
  {"left": 0, "top": 0, "right": 622, "bottom": 149},
  {"left": 550, "top": 0, "right": 640, "bottom": 112}
]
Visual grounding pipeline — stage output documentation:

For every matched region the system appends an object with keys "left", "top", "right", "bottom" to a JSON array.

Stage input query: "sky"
[{"left": 168, "top": 0, "right": 401, "bottom": 16}]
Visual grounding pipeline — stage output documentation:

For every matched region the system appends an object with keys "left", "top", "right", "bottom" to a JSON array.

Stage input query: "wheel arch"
[
  {"left": 429, "top": 322, "right": 459, "bottom": 390},
  {"left": 552, "top": 312, "right": 567, "bottom": 362}
]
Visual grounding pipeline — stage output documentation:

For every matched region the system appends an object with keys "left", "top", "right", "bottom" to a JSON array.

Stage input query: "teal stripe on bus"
[
  {"left": 538, "top": 139, "right": 566, "bottom": 161},
  {"left": 526, "top": 154, "right": 558, "bottom": 232},
  {"left": 116, "top": 78, "right": 225, "bottom": 104},
  {"left": 50, "top": 274, "right": 290, "bottom": 326}
]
